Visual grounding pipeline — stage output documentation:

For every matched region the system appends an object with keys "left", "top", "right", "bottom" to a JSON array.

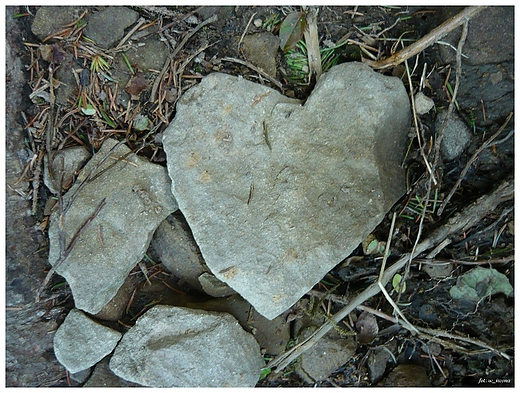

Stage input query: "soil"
[{"left": 5, "top": 5, "right": 514, "bottom": 387}]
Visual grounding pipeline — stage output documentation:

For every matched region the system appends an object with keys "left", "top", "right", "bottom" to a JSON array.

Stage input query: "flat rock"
[
  {"left": 84, "top": 7, "right": 139, "bottom": 49},
  {"left": 48, "top": 138, "right": 178, "bottom": 314},
  {"left": 54, "top": 309, "right": 122, "bottom": 374},
  {"left": 163, "top": 62, "right": 410, "bottom": 319},
  {"left": 109, "top": 305, "right": 265, "bottom": 387}
]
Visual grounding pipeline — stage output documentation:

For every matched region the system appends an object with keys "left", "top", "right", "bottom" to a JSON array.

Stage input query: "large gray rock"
[
  {"left": 109, "top": 305, "right": 264, "bottom": 387},
  {"left": 48, "top": 138, "right": 178, "bottom": 314},
  {"left": 163, "top": 62, "right": 410, "bottom": 320},
  {"left": 54, "top": 309, "right": 122, "bottom": 374}
]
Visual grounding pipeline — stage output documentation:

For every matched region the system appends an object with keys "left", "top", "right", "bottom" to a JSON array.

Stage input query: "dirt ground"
[{"left": 5, "top": 5, "right": 514, "bottom": 387}]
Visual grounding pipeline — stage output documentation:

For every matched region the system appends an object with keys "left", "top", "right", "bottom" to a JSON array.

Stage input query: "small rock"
[
  {"left": 150, "top": 214, "right": 207, "bottom": 291},
  {"left": 436, "top": 111, "right": 472, "bottom": 161},
  {"left": 31, "top": 7, "right": 85, "bottom": 41},
  {"left": 84, "top": 7, "right": 139, "bottom": 49},
  {"left": 54, "top": 309, "right": 122, "bottom": 374},
  {"left": 198, "top": 272, "right": 235, "bottom": 297},
  {"left": 43, "top": 146, "right": 91, "bottom": 195},
  {"left": 200, "top": 296, "right": 291, "bottom": 355},
  {"left": 368, "top": 345, "right": 396, "bottom": 384},
  {"left": 163, "top": 62, "right": 410, "bottom": 320},
  {"left": 414, "top": 91, "right": 434, "bottom": 115},
  {"left": 47, "top": 138, "right": 178, "bottom": 314},
  {"left": 253, "top": 18, "right": 263, "bottom": 28},
  {"left": 122, "top": 36, "right": 169, "bottom": 72},
  {"left": 299, "top": 328, "right": 357, "bottom": 382},
  {"left": 109, "top": 305, "right": 265, "bottom": 387},
  {"left": 241, "top": 32, "right": 280, "bottom": 78}
]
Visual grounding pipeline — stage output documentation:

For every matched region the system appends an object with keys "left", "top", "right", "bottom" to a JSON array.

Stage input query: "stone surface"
[
  {"left": 31, "top": 6, "right": 85, "bottom": 41},
  {"left": 53, "top": 309, "right": 122, "bottom": 374},
  {"left": 84, "top": 7, "right": 139, "bottom": 49},
  {"left": 163, "top": 62, "right": 410, "bottom": 319},
  {"left": 109, "top": 305, "right": 265, "bottom": 387},
  {"left": 436, "top": 111, "right": 472, "bottom": 161},
  {"left": 43, "top": 146, "right": 91, "bottom": 195},
  {"left": 150, "top": 214, "right": 207, "bottom": 291},
  {"left": 47, "top": 138, "right": 178, "bottom": 314}
]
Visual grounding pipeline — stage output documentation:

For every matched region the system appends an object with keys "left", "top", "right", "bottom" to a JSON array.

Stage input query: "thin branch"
[
  {"left": 363, "top": 6, "right": 485, "bottom": 70},
  {"left": 221, "top": 57, "right": 284, "bottom": 91},
  {"left": 150, "top": 15, "right": 218, "bottom": 103}
]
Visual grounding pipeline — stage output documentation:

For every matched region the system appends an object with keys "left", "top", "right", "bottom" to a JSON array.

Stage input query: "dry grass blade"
[
  {"left": 221, "top": 57, "right": 284, "bottom": 91},
  {"left": 302, "top": 7, "right": 322, "bottom": 81},
  {"left": 268, "top": 177, "right": 513, "bottom": 372},
  {"left": 363, "top": 6, "right": 485, "bottom": 70}
]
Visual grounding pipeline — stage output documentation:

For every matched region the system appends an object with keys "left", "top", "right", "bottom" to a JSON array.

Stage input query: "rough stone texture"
[
  {"left": 43, "top": 146, "right": 91, "bottom": 195},
  {"left": 150, "top": 214, "right": 207, "bottom": 291},
  {"left": 48, "top": 138, "right": 178, "bottom": 314},
  {"left": 53, "top": 309, "right": 122, "bottom": 374},
  {"left": 123, "top": 36, "right": 169, "bottom": 72},
  {"left": 198, "top": 272, "right": 235, "bottom": 297},
  {"left": 436, "top": 111, "right": 472, "bottom": 161},
  {"left": 109, "top": 305, "right": 265, "bottom": 387},
  {"left": 241, "top": 32, "right": 280, "bottom": 78},
  {"left": 31, "top": 6, "right": 85, "bottom": 41},
  {"left": 163, "top": 62, "right": 410, "bottom": 319},
  {"left": 84, "top": 7, "right": 139, "bottom": 49}
]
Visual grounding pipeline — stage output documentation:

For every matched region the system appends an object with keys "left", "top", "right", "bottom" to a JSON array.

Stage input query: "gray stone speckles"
[
  {"left": 163, "top": 62, "right": 410, "bottom": 319},
  {"left": 54, "top": 309, "right": 122, "bottom": 374},
  {"left": 47, "top": 138, "right": 178, "bottom": 314},
  {"left": 437, "top": 111, "right": 472, "bottom": 161},
  {"left": 84, "top": 7, "right": 139, "bottom": 49},
  {"left": 109, "top": 305, "right": 264, "bottom": 387}
]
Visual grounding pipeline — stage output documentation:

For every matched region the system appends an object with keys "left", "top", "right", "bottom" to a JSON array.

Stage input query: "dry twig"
[{"left": 363, "top": 6, "right": 485, "bottom": 70}]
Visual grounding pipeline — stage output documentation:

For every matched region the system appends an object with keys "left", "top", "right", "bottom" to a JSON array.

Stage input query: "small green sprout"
[{"left": 90, "top": 54, "right": 110, "bottom": 73}]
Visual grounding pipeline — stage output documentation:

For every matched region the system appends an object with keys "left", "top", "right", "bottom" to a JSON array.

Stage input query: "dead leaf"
[
  {"left": 125, "top": 72, "right": 148, "bottom": 97},
  {"left": 279, "top": 11, "right": 306, "bottom": 52},
  {"left": 356, "top": 311, "right": 379, "bottom": 345}
]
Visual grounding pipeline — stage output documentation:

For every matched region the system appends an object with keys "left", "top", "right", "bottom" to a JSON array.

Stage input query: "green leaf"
[
  {"left": 392, "top": 273, "right": 406, "bottom": 293},
  {"left": 449, "top": 267, "right": 513, "bottom": 302},
  {"left": 279, "top": 11, "right": 306, "bottom": 52},
  {"left": 259, "top": 367, "right": 271, "bottom": 379},
  {"left": 80, "top": 104, "right": 96, "bottom": 116}
]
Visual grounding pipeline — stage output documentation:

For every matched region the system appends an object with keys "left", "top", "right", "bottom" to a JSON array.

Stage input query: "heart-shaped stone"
[{"left": 164, "top": 62, "right": 410, "bottom": 320}]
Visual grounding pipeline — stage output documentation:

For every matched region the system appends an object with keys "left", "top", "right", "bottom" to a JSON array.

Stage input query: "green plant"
[
  {"left": 283, "top": 39, "right": 348, "bottom": 84},
  {"left": 90, "top": 54, "right": 110, "bottom": 73}
]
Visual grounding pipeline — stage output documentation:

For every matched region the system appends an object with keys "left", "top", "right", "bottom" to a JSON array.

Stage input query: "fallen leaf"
[
  {"left": 449, "top": 267, "right": 513, "bottom": 302},
  {"left": 125, "top": 72, "right": 149, "bottom": 97},
  {"left": 279, "top": 11, "right": 306, "bottom": 52},
  {"left": 356, "top": 311, "right": 378, "bottom": 345}
]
